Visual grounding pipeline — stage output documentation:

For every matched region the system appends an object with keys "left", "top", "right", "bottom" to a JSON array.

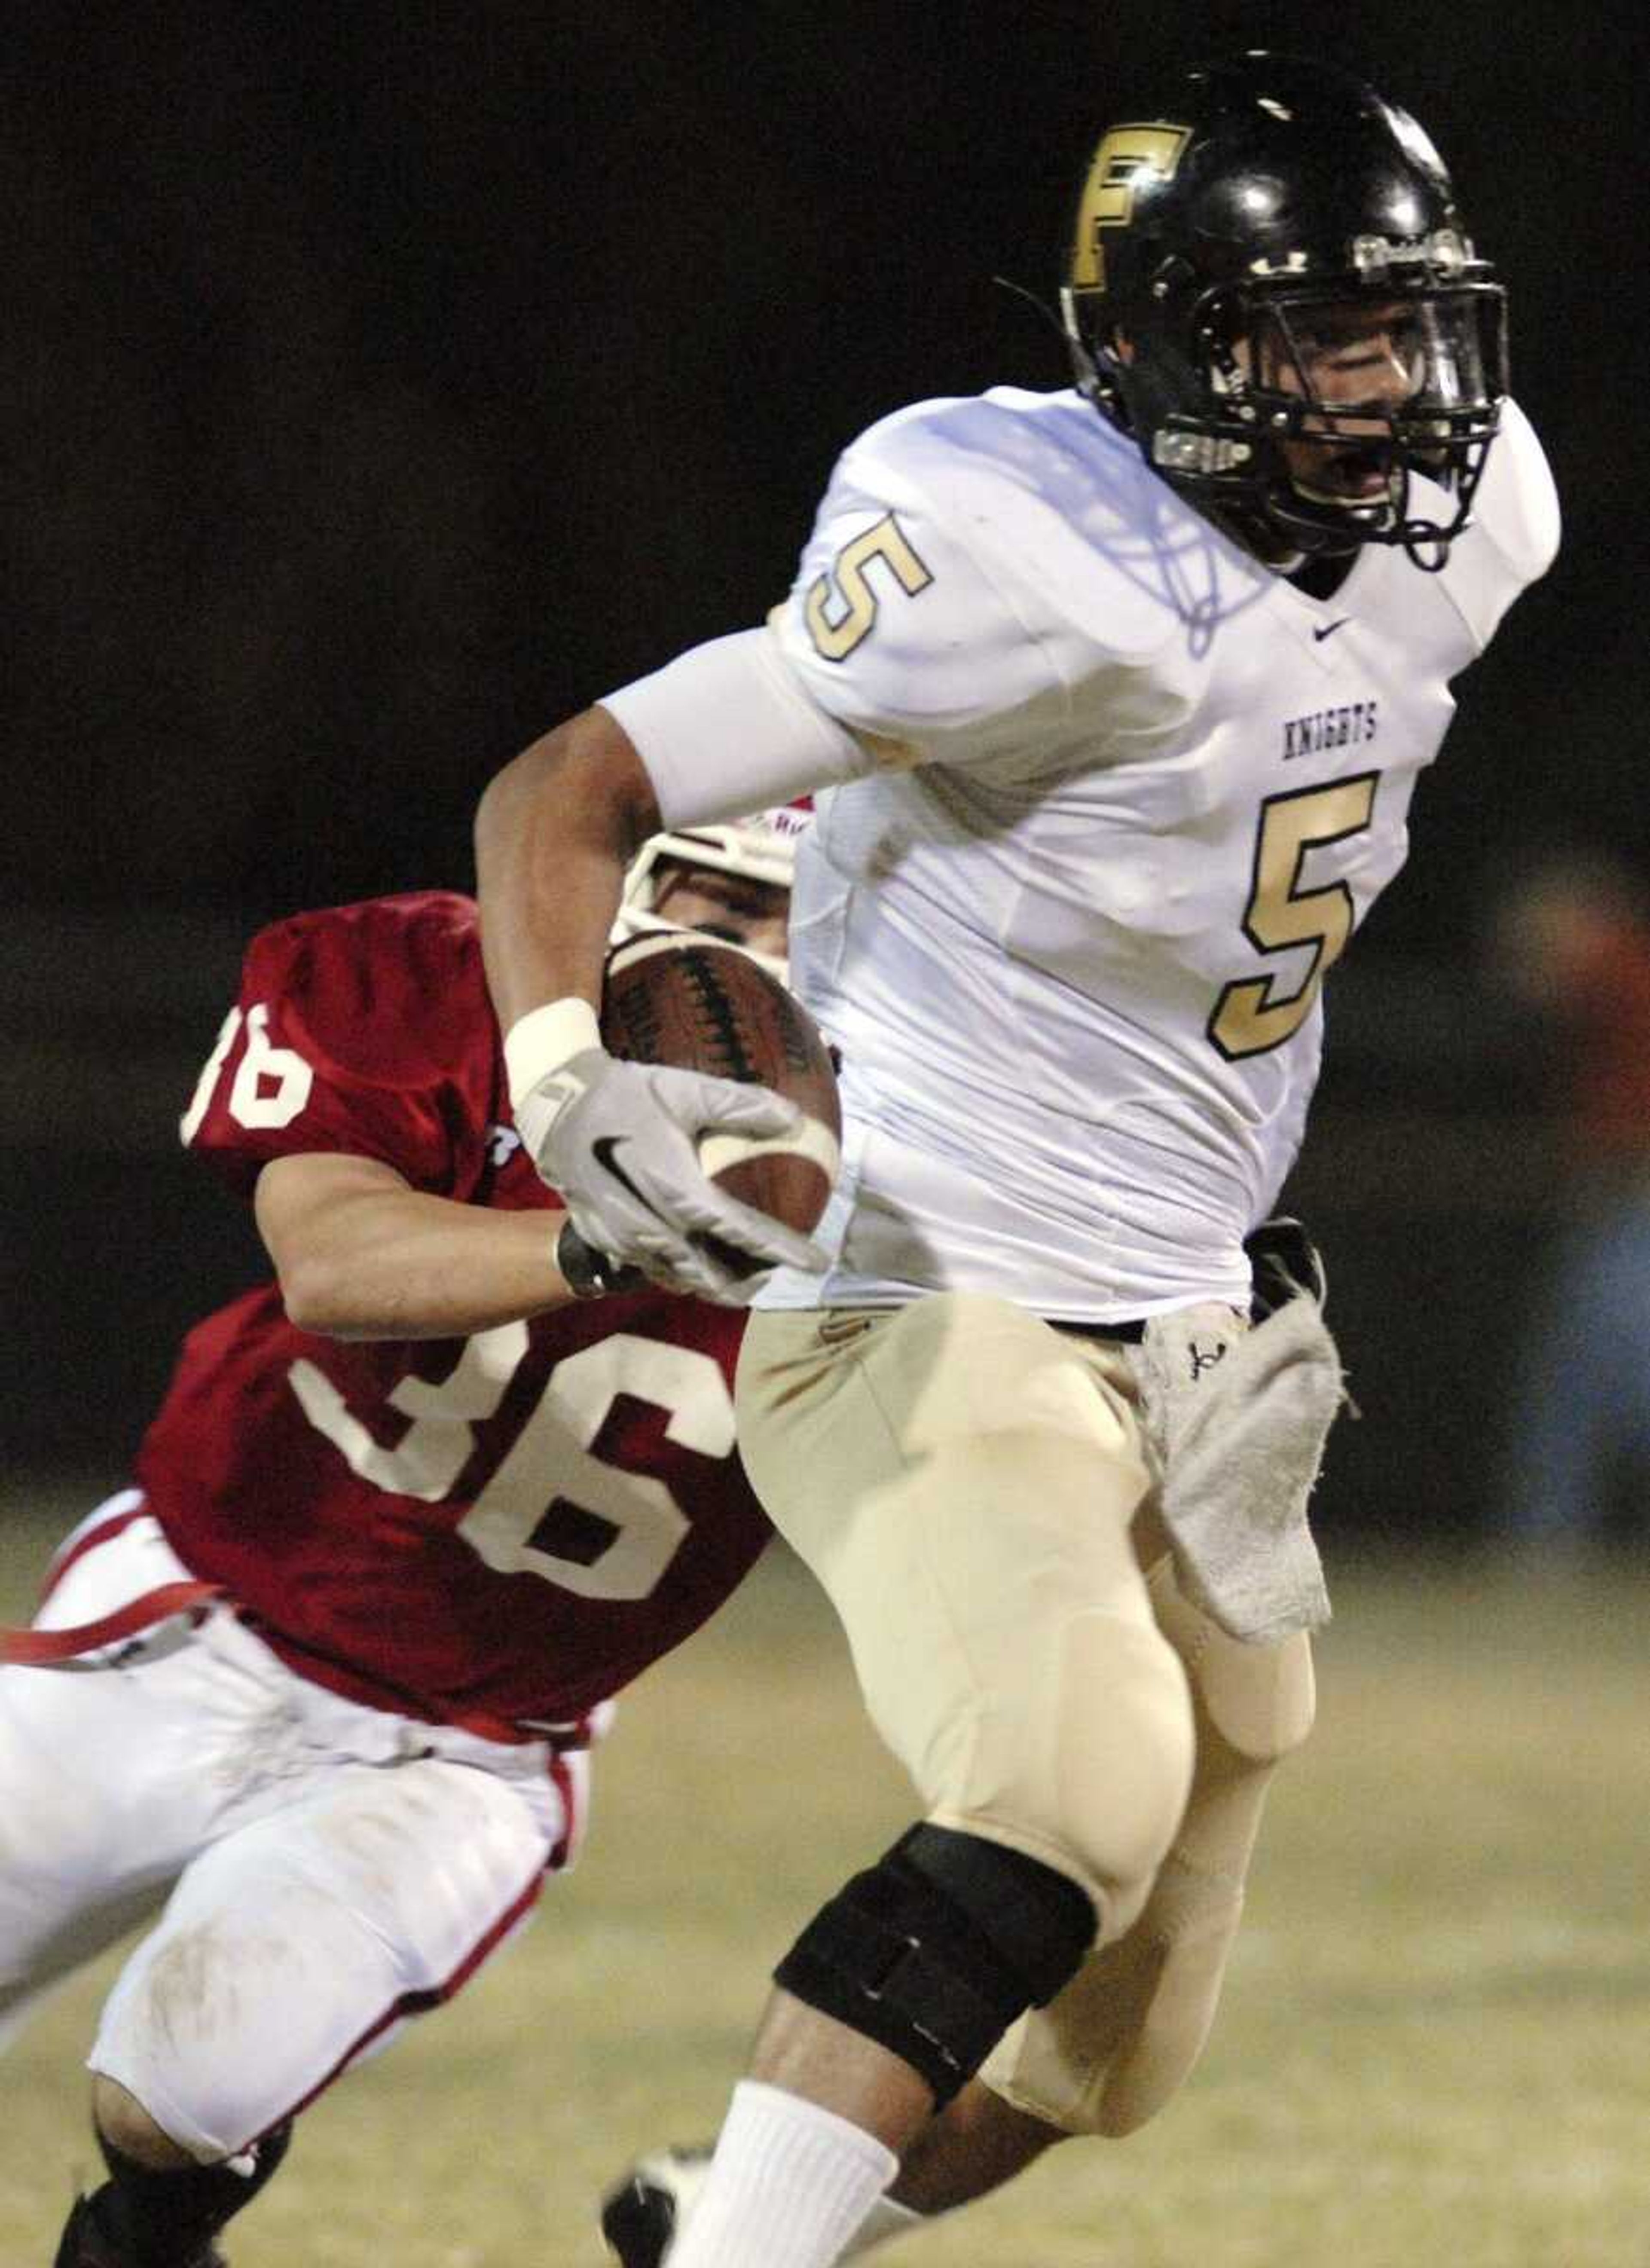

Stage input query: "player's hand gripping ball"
[{"left": 559, "top": 935, "right": 841, "bottom": 1294}]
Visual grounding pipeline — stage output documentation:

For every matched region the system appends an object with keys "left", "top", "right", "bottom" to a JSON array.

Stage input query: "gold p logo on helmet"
[{"left": 1070, "top": 124, "right": 1191, "bottom": 291}]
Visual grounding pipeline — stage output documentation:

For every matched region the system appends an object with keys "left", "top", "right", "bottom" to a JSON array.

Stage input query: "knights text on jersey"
[
  {"left": 143, "top": 893, "right": 770, "bottom": 1730},
  {"left": 614, "top": 388, "right": 1559, "bottom": 1320}
]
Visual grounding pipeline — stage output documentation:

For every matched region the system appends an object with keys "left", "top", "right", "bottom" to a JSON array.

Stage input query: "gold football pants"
[{"left": 736, "top": 1293, "right": 1314, "bottom": 2135}]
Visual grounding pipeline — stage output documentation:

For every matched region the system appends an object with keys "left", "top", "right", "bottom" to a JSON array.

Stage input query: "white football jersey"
[{"left": 604, "top": 388, "right": 1558, "bottom": 1320}]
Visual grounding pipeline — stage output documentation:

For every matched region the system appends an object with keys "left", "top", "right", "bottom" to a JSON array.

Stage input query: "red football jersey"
[{"left": 137, "top": 893, "right": 771, "bottom": 1734}]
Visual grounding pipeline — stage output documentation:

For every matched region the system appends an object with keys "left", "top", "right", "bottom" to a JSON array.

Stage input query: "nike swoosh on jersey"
[{"left": 1312, "top": 617, "right": 1352, "bottom": 642}]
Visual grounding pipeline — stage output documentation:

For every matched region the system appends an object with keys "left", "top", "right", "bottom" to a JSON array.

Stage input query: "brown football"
[{"left": 600, "top": 934, "right": 842, "bottom": 1247}]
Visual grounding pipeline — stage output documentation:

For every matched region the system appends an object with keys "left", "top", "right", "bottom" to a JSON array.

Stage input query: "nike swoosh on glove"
[{"left": 515, "top": 1047, "right": 825, "bottom": 1304}]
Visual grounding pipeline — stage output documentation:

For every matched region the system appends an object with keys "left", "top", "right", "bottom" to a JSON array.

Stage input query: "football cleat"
[
  {"left": 599, "top": 2145, "right": 713, "bottom": 2268},
  {"left": 51, "top": 2193, "right": 227, "bottom": 2268}
]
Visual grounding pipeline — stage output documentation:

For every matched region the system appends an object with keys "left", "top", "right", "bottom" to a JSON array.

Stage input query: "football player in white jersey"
[{"left": 474, "top": 52, "right": 1559, "bottom": 2268}]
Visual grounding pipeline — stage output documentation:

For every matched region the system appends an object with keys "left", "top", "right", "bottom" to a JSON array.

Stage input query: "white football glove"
[{"left": 511, "top": 1018, "right": 824, "bottom": 1304}]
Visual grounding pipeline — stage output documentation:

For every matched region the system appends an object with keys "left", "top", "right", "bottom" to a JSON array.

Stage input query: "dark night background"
[{"left": 5, "top": 2, "right": 1648, "bottom": 1543}]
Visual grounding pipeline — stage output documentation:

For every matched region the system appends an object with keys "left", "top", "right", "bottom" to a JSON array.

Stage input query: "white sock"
[
  {"left": 667, "top": 2079, "right": 899, "bottom": 2268},
  {"left": 842, "top": 2192, "right": 928, "bottom": 2256}
]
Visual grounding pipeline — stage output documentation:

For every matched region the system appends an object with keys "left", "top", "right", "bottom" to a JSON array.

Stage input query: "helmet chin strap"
[
  {"left": 1277, "top": 457, "right": 1467, "bottom": 575},
  {"left": 1206, "top": 502, "right": 1306, "bottom": 571},
  {"left": 1257, "top": 454, "right": 1409, "bottom": 558}
]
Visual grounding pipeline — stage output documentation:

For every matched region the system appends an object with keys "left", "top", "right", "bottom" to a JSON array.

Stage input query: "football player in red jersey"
[{"left": 0, "top": 818, "right": 800, "bottom": 2268}]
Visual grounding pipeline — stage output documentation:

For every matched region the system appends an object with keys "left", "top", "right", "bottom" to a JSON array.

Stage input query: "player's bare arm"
[
  {"left": 474, "top": 703, "right": 660, "bottom": 1033},
  {"left": 254, "top": 1151, "right": 578, "bottom": 1340}
]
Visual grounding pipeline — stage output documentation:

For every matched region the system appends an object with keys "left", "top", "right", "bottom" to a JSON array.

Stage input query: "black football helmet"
[{"left": 1060, "top": 52, "right": 1507, "bottom": 567}]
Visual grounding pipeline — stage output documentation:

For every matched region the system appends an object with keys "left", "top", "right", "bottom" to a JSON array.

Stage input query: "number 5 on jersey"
[
  {"left": 804, "top": 513, "right": 934, "bottom": 661},
  {"left": 1209, "top": 775, "right": 1379, "bottom": 1059}
]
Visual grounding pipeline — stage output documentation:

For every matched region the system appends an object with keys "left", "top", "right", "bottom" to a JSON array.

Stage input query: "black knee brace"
[
  {"left": 773, "top": 1824, "right": 1097, "bottom": 2105},
  {"left": 56, "top": 2118, "right": 293, "bottom": 2268}
]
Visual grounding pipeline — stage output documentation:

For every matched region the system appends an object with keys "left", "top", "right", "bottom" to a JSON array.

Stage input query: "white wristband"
[{"left": 504, "top": 997, "right": 603, "bottom": 1111}]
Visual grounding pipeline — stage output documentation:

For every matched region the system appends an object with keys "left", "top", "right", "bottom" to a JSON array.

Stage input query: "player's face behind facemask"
[
  {"left": 1230, "top": 288, "right": 1499, "bottom": 527},
  {"left": 611, "top": 811, "right": 804, "bottom": 981}
]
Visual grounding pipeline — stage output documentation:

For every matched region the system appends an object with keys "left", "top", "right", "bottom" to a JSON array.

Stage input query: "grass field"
[{"left": 1, "top": 1487, "right": 1647, "bottom": 2267}]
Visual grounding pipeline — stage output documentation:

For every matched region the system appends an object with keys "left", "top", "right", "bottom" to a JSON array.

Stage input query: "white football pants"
[{"left": 0, "top": 1497, "right": 584, "bottom": 2162}]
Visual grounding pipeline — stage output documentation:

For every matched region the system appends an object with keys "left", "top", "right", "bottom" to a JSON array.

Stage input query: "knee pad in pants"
[
  {"left": 981, "top": 1553, "right": 1315, "bottom": 2136},
  {"left": 857, "top": 1431, "right": 1198, "bottom": 1935}
]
